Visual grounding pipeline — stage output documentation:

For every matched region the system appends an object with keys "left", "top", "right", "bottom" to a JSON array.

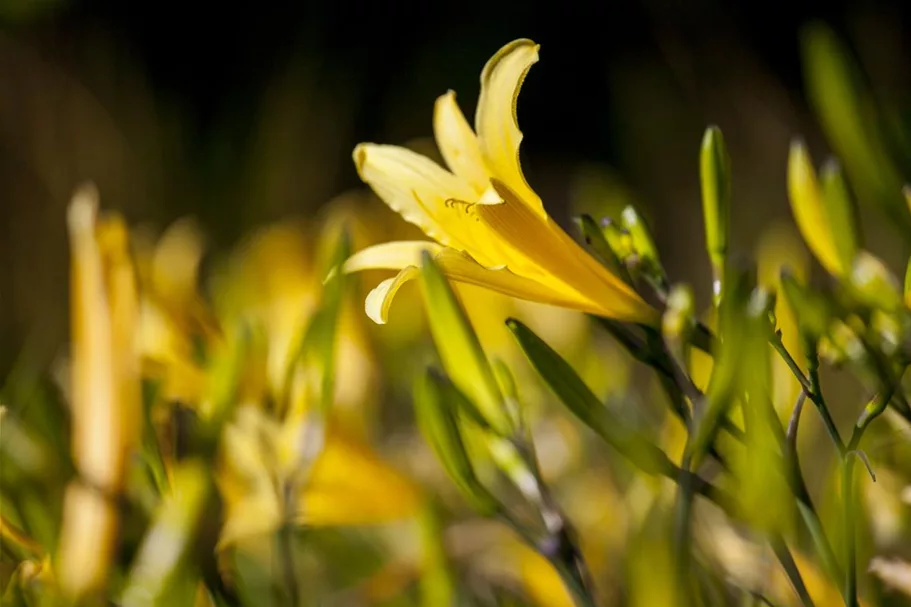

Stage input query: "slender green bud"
[
  {"left": 600, "top": 218, "right": 635, "bottom": 264},
  {"left": 621, "top": 205, "right": 668, "bottom": 292},
  {"left": 700, "top": 125, "right": 731, "bottom": 302},
  {"left": 574, "top": 214, "right": 630, "bottom": 281}
]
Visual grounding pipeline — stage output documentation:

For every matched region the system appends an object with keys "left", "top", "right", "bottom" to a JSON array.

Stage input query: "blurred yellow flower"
[
  {"left": 344, "top": 39, "right": 656, "bottom": 326},
  {"left": 515, "top": 545, "right": 575, "bottom": 607},
  {"left": 217, "top": 406, "right": 421, "bottom": 547},
  {"left": 135, "top": 218, "right": 216, "bottom": 406},
  {"left": 137, "top": 215, "right": 379, "bottom": 436},
  {"left": 57, "top": 184, "right": 141, "bottom": 599}
]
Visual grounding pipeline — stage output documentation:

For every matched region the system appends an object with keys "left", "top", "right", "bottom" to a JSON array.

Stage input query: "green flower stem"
[
  {"left": 786, "top": 391, "right": 844, "bottom": 586},
  {"left": 595, "top": 317, "right": 744, "bottom": 443},
  {"left": 763, "top": 332, "right": 846, "bottom": 454},
  {"left": 507, "top": 436, "right": 598, "bottom": 607},
  {"left": 279, "top": 484, "right": 300, "bottom": 607},
  {"left": 805, "top": 345, "right": 846, "bottom": 455},
  {"left": 769, "top": 335, "right": 812, "bottom": 393},
  {"left": 840, "top": 384, "right": 898, "bottom": 607},
  {"left": 504, "top": 513, "right": 596, "bottom": 607}
]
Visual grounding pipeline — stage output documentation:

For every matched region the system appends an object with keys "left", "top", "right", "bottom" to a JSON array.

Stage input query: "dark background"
[{"left": 2, "top": 0, "right": 909, "bottom": 371}]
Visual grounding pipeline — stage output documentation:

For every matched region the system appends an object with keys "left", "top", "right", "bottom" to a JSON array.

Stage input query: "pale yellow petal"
[
  {"left": 357, "top": 247, "right": 602, "bottom": 325},
  {"left": 57, "top": 482, "right": 118, "bottom": 597},
  {"left": 353, "top": 144, "right": 475, "bottom": 247},
  {"left": 477, "top": 181, "right": 657, "bottom": 324},
  {"left": 365, "top": 266, "right": 420, "bottom": 324},
  {"left": 343, "top": 241, "right": 445, "bottom": 273},
  {"left": 433, "top": 91, "right": 489, "bottom": 194},
  {"left": 96, "top": 215, "right": 141, "bottom": 475},
  {"left": 475, "top": 39, "right": 544, "bottom": 214},
  {"left": 354, "top": 144, "right": 510, "bottom": 267},
  {"left": 66, "top": 184, "right": 117, "bottom": 489}
]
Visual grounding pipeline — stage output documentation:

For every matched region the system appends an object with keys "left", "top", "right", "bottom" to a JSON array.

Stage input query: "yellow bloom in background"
[
  {"left": 57, "top": 184, "right": 141, "bottom": 599},
  {"left": 137, "top": 212, "right": 380, "bottom": 437},
  {"left": 135, "top": 218, "right": 216, "bottom": 405},
  {"left": 344, "top": 39, "right": 657, "bottom": 326},
  {"left": 217, "top": 406, "right": 421, "bottom": 548},
  {"left": 756, "top": 224, "right": 808, "bottom": 417}
]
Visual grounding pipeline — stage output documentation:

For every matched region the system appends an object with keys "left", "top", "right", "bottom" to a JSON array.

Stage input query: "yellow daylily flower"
[
  {"left": 344, "top": 39, "right": 657, "bottom": 326},
  {"left": 57, "top": 184, "right": 141, "bottom": 599}
]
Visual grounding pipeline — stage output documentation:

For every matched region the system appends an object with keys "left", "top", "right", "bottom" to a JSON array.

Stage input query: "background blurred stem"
[
  {"left": 786, "top": 392, "right": 844, "bottom": 585},
  {"left": 279, "top": 483, "right": 299, "bottom": 607},
  {"left": 805, "top": 345, "right": 846, "bottom": 454},
  {"left": 673, "top": 450, "right": 696, "bottom": 604},
  {"left": 840, "top": 458, "right": 858, "bottom": 607},
  {"left": 769, "top": 537, "right": 815, "bottom": 607}
]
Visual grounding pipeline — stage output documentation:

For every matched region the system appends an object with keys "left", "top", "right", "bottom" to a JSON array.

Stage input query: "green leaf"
[
  {"left": 801, "top": 22, "right": 911, "bottom": 238},
  {"left": 413, "top": 369, "right": 500, "bottom": 516},
  {"left": 283, "top": 229, "right": 351, "bottom": 416},
  {"left": 121, "top": 459, "right": 213, "bottom": 607},
  {"left": 418, "top": 501, "right": 456, "bottom": 607},
  {"left": 506, "top": 318, "right": 670, "bottom": 476},
  {"left": 418, "top": 252, "right": 511, "bottom": 436},
  {"left": 699, "top": 125, "right": 731, "bottom": 300},
  {"left": 690, "top": 268, "right": 754, "bottom": 464},
  {"left": 779, "top": 271, "right": 833, "bottom": 340},
  {"left": 203, "top": 322, "right": 253, "bottom": 438},
  {"left": 904, "top": 255, "right": 911, "bottom": 308}
]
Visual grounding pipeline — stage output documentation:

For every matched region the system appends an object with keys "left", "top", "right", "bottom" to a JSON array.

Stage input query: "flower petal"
[
  {"left": 353, "top": 143, "right": 475, "bottom": 248},
  {"left": 434, "top": 91, "right": 490, "bottom": 194},
  {"left": 477, "top": 180, "right": 658, "bottom": 324},
  {"left": 433, "top": 248, "right": 596, "bottom": 311},
  {"left": 343, "top": 241, "right": 445, "bottom": 273},
  {"left": 353, "top": 144, "right": 503, "bottom": 267},
  {"left": 365, "top": 266, "right": 420, "bottom": 324},
  {"left": 475, "top": 39, "right": 544, "bottom": 215}
]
